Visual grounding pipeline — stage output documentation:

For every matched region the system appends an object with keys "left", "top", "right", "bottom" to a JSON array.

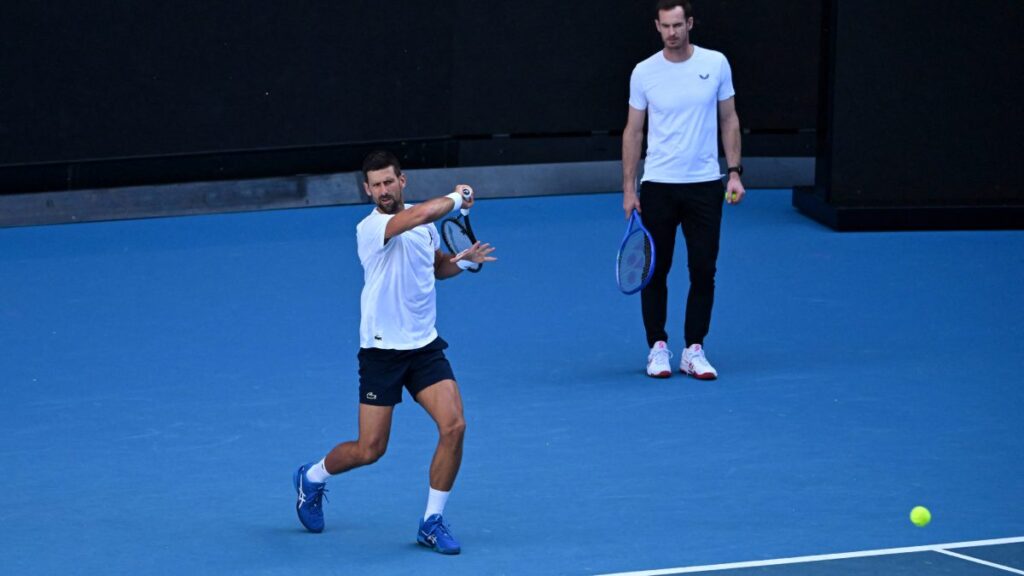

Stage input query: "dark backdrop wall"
[
  {"left": 819, "top": 0, "right": 1022, "bottom": 207},
  {"left": 793, "top": 0, "right": 1024, "bottom": 230},
  {"left": 1, "top": 1, "right": 820, "bottom": 193}
]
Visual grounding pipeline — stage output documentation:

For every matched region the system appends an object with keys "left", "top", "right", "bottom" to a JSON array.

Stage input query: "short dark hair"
[
  {"left": 656, "top": 0, "right": 692, "bottom": 19},
  {"left": 362, "top": 150, "right": 402, "bottom": 182}
]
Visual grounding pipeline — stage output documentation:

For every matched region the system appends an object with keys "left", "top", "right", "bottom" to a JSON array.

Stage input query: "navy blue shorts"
[{"left": 357, "top": 337, "right": 455, "bottom": 406}]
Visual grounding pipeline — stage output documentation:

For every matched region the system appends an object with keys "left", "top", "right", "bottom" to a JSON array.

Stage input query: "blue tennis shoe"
[
  {"left": 417, "top": 514, "right": 461, "bottom": 555},
  {"left": 293, "top": 463, "right": 327, "bottom": 533}
]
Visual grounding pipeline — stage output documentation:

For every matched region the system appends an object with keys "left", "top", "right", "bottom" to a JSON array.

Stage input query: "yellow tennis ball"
[{"left": 910, "top": 506, "right": 931, "bottom": 527}]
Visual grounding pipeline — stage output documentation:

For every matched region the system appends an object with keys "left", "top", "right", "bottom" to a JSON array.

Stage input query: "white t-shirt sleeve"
[
  {"left": 628, "top": 66, "right": 647, "bottom": 111},
  {"left": 718, "top": 56, "right": 736, "bottom": 101}
]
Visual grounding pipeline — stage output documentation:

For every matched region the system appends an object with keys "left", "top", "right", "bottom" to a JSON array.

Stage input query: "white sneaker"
[
  {"left": 646, "top": 341, "right": 672, "bottom": 378},
  {"left": 680, "top": 344, "right": 718, "bottom": 380}
]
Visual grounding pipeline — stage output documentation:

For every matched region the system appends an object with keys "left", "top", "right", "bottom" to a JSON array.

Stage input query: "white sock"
[
  {"left": 424, "top": 487, "right": 450, "bottom": 521},
  {"left": 305, "top": 458, "right": 330, "bottom": 484}
]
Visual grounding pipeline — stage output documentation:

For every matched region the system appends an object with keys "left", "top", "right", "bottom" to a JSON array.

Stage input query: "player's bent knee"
[
  {"left": 361, "top": 447, "right": 385, "bottom": 465},
  {"left": 439, "top": 417, "right": 466, "bottom": 442},
  {"left": 358, "top": 440, "right": 388, "bottom": 464}
]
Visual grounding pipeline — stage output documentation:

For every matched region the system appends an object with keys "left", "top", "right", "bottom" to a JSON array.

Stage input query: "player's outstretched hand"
[{"left": 451, "top": 241, "right": 497, "bottom": 265}]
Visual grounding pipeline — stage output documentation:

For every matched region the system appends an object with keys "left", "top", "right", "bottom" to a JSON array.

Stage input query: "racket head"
[
  {"left": 441, "top": 216, "right": 482, "bottom": 273},
  {"left": 616, "top": 211, "right": 655, "bottom": 294}
]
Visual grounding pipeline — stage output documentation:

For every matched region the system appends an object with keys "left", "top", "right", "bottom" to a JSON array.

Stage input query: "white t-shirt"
[
  {"left": 629, "top": 45, "right": 735, "bottom": 184},
  {"left": 356, "top": 206, "right": 440, "bottom": 350}
]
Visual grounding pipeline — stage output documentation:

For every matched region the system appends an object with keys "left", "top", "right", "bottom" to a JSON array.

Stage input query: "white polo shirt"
[
  {"left": 356, "top": 206, "right": 440, "bottom": 350},
  {"left": 629, "top": 45, "right": 735, "bottom": 184}
]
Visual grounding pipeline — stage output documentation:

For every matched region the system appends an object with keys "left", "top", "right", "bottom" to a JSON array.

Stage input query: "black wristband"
[{"left": 727, "top": 165, "right": 743, "bottom": 176}]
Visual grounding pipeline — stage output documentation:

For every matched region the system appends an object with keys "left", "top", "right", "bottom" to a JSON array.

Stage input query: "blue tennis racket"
[{"left": 616, "top": 209, "right": 655, "bottom": 294}]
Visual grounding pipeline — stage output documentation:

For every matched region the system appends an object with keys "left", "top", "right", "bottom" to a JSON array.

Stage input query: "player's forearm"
[
  {"left": 720, "top": 116, "right": 742, "bottom": 168},
  {"left": 399, "top": 195, "right": 457, "bottom": 227},
  {"left": 415, "top": 196, "right": 461, "bottom": 225},
  {"left": 435, "top": 259, "right": 462, "bottom": 280},
  {"left": 622, "top": 130, "right": 643, "bottom": 194},
  {"left": 433, "top": 247, "right": 466, "bottom": 279},
  {"left": 385, "top": 195, "right": 460, "bottom": 240}
]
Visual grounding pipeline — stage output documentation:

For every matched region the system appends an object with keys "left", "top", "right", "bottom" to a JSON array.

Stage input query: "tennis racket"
[
  {"left": 441, "top": 188, "right": 482, "bottom": 273},
  {"left": 616, "top": 209, "right": 655, "bottom": 294}
]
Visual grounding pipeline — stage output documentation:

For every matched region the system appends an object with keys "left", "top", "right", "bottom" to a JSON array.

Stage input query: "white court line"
[
  {"left": 595, "top": 535, "right": 1024, "bottom": 576},
  {"left": 935, "top": 549, "right": 1024, "bottom": 575}
]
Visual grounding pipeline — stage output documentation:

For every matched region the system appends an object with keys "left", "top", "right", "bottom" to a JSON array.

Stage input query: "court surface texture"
[{"left": 2, "top": 189, "right": 1022, "bottom": 575}]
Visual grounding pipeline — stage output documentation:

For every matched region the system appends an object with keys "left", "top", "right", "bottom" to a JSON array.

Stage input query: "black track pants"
[{"left": 639, "top": 180, "right": 724, "bottom": 348}]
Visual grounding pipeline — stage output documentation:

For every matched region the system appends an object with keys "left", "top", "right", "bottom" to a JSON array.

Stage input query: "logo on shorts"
[
  {"left": 374, "top": 335, "right": 383, "bottom": 341},
  {"left": 365, "top": 392, "right": 377, "bottom": 400}
]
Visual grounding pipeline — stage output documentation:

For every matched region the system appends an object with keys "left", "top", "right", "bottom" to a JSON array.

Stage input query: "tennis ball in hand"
[{"left": 910, "top": 506, "right": 931, "bottom": 527}]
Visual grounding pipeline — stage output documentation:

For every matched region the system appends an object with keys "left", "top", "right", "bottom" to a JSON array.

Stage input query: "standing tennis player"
[
  {"left": 293, "top": 150, "right": 495, "bottom": 555},
  {"left": 622, "top": 0, "right": 745, "bottom": 380}
]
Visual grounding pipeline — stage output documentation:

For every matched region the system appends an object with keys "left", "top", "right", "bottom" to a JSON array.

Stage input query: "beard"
[{"left": 376, "top": 195, "right": 400, "bottom": 214}]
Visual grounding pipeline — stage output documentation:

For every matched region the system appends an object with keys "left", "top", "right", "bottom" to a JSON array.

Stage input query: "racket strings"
[
  {"left": 442, "top": 219, "right": 481, "bottom": 272},
  {"left": 443, "top": 224, "right": 473, "bottom": 252},
  {"left": 618, "top": 230, "right": 653, "bottom": 293}
]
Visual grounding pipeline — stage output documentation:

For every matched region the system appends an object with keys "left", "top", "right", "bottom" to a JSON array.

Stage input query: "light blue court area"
[{"left": 1, "top": 189, "right": 1022, "bottom": 575}]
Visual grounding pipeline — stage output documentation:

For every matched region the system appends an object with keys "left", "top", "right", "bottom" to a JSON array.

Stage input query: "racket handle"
[{"left": 460, "top": 187, "right": 472, "bottom": 216}]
